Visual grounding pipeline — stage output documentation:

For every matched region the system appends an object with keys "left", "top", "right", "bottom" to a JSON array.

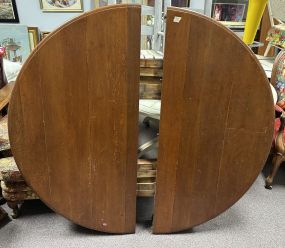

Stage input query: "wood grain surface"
[
  {"left": 8, "top": 5, "right": 141, "bottom": 233},
  {"left": 153, "top": 8, "right": 274, "bottom": 234}
]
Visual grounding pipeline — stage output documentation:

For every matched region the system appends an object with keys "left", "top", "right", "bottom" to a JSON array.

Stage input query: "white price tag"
[{"left": 173, "top": 16, "right": 182, "bottom": 23}]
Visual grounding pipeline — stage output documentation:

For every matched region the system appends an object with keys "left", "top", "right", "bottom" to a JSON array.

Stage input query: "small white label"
[{"left": 173, "top": 16, "right": 182, "bottom": 23}]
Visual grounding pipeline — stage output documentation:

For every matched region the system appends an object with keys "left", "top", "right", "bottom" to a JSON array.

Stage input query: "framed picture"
[
  {"left": 212, "top": 3, "right": 246, "bottom": 25},
  {"left": 0, "top": 0, "right": 19, "bottom": 23},
  {"left": 28, "top": 27, "right": 40, "bottom": 51},
  {"left": 40, "top": 0, "right": 83, "bottom": 12},
  {"left": 172, "top": 0, "right": 190, "bottom": 7},
  {"left": 40, "top": 31, "right": 51, "bottom": 41},
  {"left": 94, "top": 0, "right": 108, "bottom": 8},
  {"left": 0, "top": 25, "right": 30, "bottom": 63}
]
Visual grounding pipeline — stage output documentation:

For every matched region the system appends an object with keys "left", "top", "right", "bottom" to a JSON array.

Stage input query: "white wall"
[
  {"left": 190, "top": 0, "right": 212, "bottom": 16},
  {"left": 14, "top": 0, "right": 213, "bottom": 32},
  {"left": 204, "top": 0, "right": 213, "bottom": 16},
  {"left": 190, "top": 0, "right": 205, "bottom": 11},
  {"left": 15, "top": 0, "right": 94, "bottom": 32}
]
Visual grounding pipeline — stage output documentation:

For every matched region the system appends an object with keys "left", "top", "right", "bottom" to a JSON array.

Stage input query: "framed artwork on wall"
[
  {"left": 40, "top": 31, "right": 51, "bottom": 41},
  {"left": 212, "top": 2, "right": 246, "bottom": 26},
  {"left": 0, "top": 0, "right": 19, "bottom": 23},
  {"left": 172, "top": 0, "right": 190, "bottom": 7},
  {"left": 0, "top": 24, "right": 30, "bottom": 63},
  {"left": 40, "top": 0, "right": 83, "bottom": 12},
  {"left": 28, "top": 27, "right": 40, "bottom": 51},
  {"left": 94, "top": 0, "right": 108, "bottom": 8},
  {"left": 94, "top": 0, "right": 190, "bottom": 8}
]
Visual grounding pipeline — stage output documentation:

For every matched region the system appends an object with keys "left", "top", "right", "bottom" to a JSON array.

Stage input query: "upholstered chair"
[{"left": 265, "top": 50, "right": 285, "bottom": 189}]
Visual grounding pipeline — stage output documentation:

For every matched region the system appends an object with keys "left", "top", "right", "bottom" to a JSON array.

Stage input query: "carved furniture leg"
[
  {"left": 265, "top": 154, "right": 284, "bottom": 189},
  {"left": 7, "top": 201, "right": 20, "bottom": 219}
]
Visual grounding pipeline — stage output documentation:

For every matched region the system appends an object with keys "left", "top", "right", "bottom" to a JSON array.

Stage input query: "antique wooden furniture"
[
  {"left": 0, "top": 157, "right": 39, "bottom": 218},
  {"left": 0, "top": 57, "right": 159, "bottom": 219},
  {"left": 0, "top": 116, "right": 12, "bottom": 158},
  {"left": 265, "top": 50, "right": 285, "bottom": 189},
  {"left": 265, "top": 112, "right": 285, "bottom": 189},
  {"left": 0, "top": 49, "right": 159, "bottom": 220},
  {"left": 8, "top": 5, "right": 141, "bottom": 234},
  {"left": 0, "top": 51, "right": 159, "bottom": 219},
  {"left": 0, "top": 83, "right": 29, "bottom": 219},
  {"left": 0, "top": 51, "right": 39, "bottom": 219},
  {"left": 0, "top": 49, "right": 13, "bottom": 219},
  {"left": 153, "top": 8, "right": 274, "bottom": 234},
  {"left": 8, "top": 6, "right": 274, "bottom": 234}
]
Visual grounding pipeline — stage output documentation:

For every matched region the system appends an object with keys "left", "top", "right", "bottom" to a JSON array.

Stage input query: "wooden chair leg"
[
  {"left": 264, "top": 43, "right": 272, "bottom": 57},
  {"left": 265, "top": 154, "right": 284, "bottom": 189},
  {"left": 7, "top": 201, "right": 20, "bottom": 219}
]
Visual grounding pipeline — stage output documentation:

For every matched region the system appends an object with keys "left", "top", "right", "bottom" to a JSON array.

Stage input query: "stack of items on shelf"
[
  {"left": 137, "top": 159, "right": 156, "bottom": 197},
  {"left": 138, "top": 50, "right": 162, "bottom": 198},
  {"left": 140, "top": 50, "right": 163, "bottom": 99}
]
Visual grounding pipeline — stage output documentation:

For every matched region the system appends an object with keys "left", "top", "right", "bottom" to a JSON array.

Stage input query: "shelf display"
[
  {"left": 211, "top": 0, "right": 248, "bottom": 27},
  {"left": 40, "top": 0, "right": 83, "bottom": 12},
  {"left": 28, "top": 27, "right": 40, "bottom": 51},
  {"left": 0, "top": 0, "right": 19, "bottom": 23},
  {"left": 0, "top": 25, "right": 30, "bottom": 63}
]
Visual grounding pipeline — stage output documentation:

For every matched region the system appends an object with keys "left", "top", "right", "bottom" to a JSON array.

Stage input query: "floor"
[{"left": 1, "top": 161, "right": 285, "bottom": 248}]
